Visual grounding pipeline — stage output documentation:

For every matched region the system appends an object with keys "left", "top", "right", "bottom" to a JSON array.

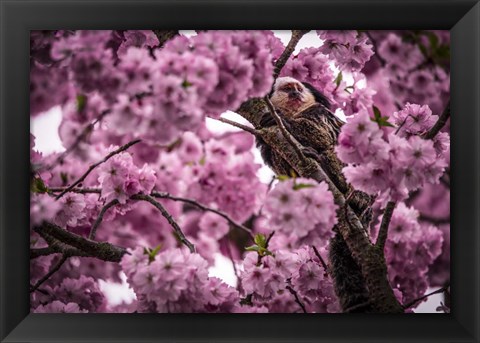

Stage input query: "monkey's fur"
[{"left": 256, "top": 77, "right": 373, "bottom": 312}]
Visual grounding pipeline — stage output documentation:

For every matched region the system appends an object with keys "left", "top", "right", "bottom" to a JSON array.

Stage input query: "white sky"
[{"left": 31, "top": 30, "right": 442, "bottom": 313}]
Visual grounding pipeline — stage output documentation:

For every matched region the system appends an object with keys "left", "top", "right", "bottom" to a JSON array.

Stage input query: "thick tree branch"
[
  {"left": 33, "top": 222, "right": 128, "bottom": 262},
  {"left": 55, "top": 139, "right": 141, "bottom": 200},
  {"left": 422, "top": 100, "right": 450, "bottom": 140},
  {"left": 375, "top": 201, "right": 397, "bottom": 251},
  {"left": 130, "top": 194, "right": 195, "bottom": 253}
]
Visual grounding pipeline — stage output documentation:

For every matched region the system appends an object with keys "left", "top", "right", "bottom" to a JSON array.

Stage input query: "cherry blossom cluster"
[
  {"left": 239, "top": 246, "right": 339, "bottom": 313},
  {"left": 317, "top": 30, "right": 374, "bottom": 72},
  {"left": 97, "top": 150, "right": 156, "bottom": 204},
  {"left": 263, "top": 178, "right": 337, "bottom": 248},
  {"left": 32, "top": 275, "right": 105, "bottom": 313},
  {"left": 378, "top": 203, "right": 444, "bottom": 305},
  {"left": 32, "top": 30, "right": 275, "bottom": 148},
  {"left": 365, "top": 31, "right": 450, "bottom": 117},
  {"left": 120, "top": 247, "right": 239, "bottom": 313},
  {"left": 187, "top": 136, "right": 267, "bottom": 223},
  {"left": 336, "top": 105, "right": 449, "bottom": 203}
]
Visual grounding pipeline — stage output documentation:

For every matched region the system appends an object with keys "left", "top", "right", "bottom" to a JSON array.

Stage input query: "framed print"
[{"left": 1, "top": 0, "right": 479, "bottom": 342}]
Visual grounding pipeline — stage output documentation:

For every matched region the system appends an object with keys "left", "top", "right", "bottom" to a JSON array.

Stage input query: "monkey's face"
[{"left": 270, "top": 77, "right": 316, "bottom": 118}]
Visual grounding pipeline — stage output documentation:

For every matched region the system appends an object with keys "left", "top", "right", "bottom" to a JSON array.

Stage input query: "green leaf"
[
  {"left": 334, "top": 71, "right": 343, "bottom": 87},
  {"left": 424, "top": 31, "right": 439, "bottom": 51},
  {"left": 292, "top": 183, "right": 315, "bottom": 191},
  {"left": 254, "top": 233, "right": 267, "bottom": 248},
  {"left": 182, "top": 80, "right": 193, "bottom": 88},
  {"left": 371, "top": 106, "right": 395, "bottom": 128},
  {"left": 60, "top": 172, "right": 69, "bottom": 185},
  {"left": 144, "top": 244, "right": 162, "bottom": 263},
  {"left": 276, "top": 175, "right": 290, "bottom": 182},
  {"left": 31, "top": 176, "right": 48, "bottom": 193},
  {"left": 76, "top": 94, "right": 87, "bottom": 112},
  {"left": 418, "top": 43, "right": 428, "bottom": 58},
  {"left": 245, "top": 245, "right": 262, "bottom": 253},
  {"left": 373, "top": 106, "right": 382, "bottom": 120}
]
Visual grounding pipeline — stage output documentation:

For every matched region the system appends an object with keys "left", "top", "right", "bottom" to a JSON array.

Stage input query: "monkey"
[{"left": 256, "top": 76, "right": 373, "bottom": 312}]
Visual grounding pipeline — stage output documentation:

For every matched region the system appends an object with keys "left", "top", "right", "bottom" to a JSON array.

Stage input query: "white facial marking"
[{"left": 270, "top": 77, "right": 316, "bottom": 117}]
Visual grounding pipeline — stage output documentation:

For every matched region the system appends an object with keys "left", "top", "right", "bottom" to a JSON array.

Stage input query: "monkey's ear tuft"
[{"left": 302, "top": 82, "right": 331, "bottom": 109}]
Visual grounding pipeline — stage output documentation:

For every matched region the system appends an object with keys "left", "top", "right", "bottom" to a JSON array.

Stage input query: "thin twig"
[
  {"left": 30, "top": 255, "right": 68, "bottom": 293},
  {"left": 311, "top": 245, "right": 330, "bottom": 276},
  {"left": 365, "top": 31, "right": 386, "bottom": 67},
  {"left": 223, "top": 239, "right": 242, "bottom": 292},
  {"left": 89, "top": 199, "right": 120, "bottom": 240},
  {"left": 403, "top": 284, "right": 450, "bottom": 309},
  {"left": 418, "top": 214, "right": 450, "bottom": 225},
  {"left": 394, "top": 114, "right": 413, "bottom": 135},
  {"left": 151, "top": 191, "right": 254, "bottom": 240},
  {"left": 286, "top": 285, "right": 307, "bottom": 313},
  {"left": 215, "top": 117, "right": 259, "bottom": 136},
  {"left": 48, "top": 187, "right": 254, "bottom": 240},
  {"left": 55, "top": 139, "right": 141, "bottom": 200},
  {"left": 422, "top": 100, "right": 450, "bottom": 140},
  {"left": 130, "top": 194, "right": 195, "bottom": 253},
  {"left": 273, "top": 30, "right": 309, "bottom": 79},
  {"left": 264, "top": 96, "right": 306, "bottom": 163},
  {"left": 49, "top": 187, "right": 101, "bottom": 194},
  {"left": 375, "top": 201, "right": 397, "bottom": 250},
  {"left": 41, "top": 110, "right": 110, "bottom": 172}
]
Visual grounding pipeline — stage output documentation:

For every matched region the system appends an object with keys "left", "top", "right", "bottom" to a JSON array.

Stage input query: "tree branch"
[
  {"left": 273, "top": 30, "right": 309, "bottom": 79},
  {"left": 311, "top": 245, "right": 330, "bottom": 276},
  {"left": 215, "top": 117, "right": 260, "bottom": 136},
  {"left": 48, "top": 187, "right": 254, "bottom": 240},
  {"left": 88, "top": 199, "right": 120, "bottom": 240},
  {"left": 365, "top": 31, "right": 386, "bottom": 67},
  {"left": 151, "top": 191, "right": 254, "bottom": 240},
  {"left": 30, "top": 255, "right": 68, "bottom": 293},
  {"left": 419, "top": 213, "right": 450, "bottom": 225},
  {"left": 402, "top": 284, "right": 450, "bottom": 309},
  {"left": 33, "top": 222, "right": 128, "bottom": 262},
  {"left": 375, "top": 201, "right": 397, "bottom": 251},
  {"left": 422, "top": 100, "right": 450, "bottom": 140},
  {"left": 152, "top": 30, "right": 179, "bottom": 47},
  {"left": 286, "top": 285, "right": 307, "bottom": 313},
  {"left": 264, "top": 96, "right": 307, "bottom": 163},
  {"left": 39, "top": 110, "right": 110, "bottom": 172},
  {"left": 130, "top": 194, "right": 195, "bottom": 253},
  {"left": 55, "top": 139, "right": 141, "bottom": 200}
]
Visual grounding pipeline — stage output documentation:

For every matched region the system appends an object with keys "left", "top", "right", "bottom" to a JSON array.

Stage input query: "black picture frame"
[{"left": 1, "top": 0, "right": 479, "bottom": 342}]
